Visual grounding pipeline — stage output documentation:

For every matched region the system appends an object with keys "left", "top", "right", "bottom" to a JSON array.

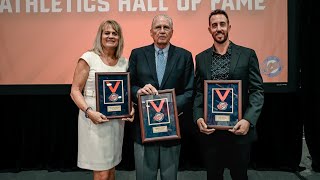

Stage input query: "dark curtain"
[
  {"left": 0, "top": 93, "right": 304, "bottom": 172},
  {"left": 250, "top": 93, "right": 303, "bottom": 171},
  {"left": 300, "top": 0, "right": 320, "bottom": 172},
  {"left": 0, "top": 95, "right": 79, "bottom": 172},
  {"left": 0, "top": 0, "right": 317, "bottom": 173}
]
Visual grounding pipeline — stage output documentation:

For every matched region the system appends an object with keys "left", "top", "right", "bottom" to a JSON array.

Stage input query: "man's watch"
[{"left": 85, "top": 107, "right": 93, "bottom": 118}]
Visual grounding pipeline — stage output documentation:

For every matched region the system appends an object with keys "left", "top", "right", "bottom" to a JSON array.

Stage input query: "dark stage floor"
[{"left": 0, "top": 139, "right": 319, "bottom": 180}]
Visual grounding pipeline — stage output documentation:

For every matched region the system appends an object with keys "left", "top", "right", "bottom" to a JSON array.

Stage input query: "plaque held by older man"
[
  {"left": 95, "top": 72, "right": 131, "bottom": 119},
  {"left": 138, "top": 89, "right": 181, "bottom": 143},
  {"left": 204, "top": 80, "right": 242, "bottom": 130}
]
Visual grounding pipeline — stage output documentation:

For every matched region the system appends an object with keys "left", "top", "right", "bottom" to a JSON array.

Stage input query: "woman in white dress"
[{"left": 70, "top": 20, "right": 134, "bottom": 180}]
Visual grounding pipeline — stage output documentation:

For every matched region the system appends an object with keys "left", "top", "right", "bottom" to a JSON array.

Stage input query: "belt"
[{"left": 84, "top": 90, "right": 96, "bottom": 97}]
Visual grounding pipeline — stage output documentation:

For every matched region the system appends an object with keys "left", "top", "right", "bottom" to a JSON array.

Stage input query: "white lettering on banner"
[
  {"left": 192, "top": 0, "right": 201, "bottom": 11},
  {"left": 148, "top": 0, "right": 157, "bottom": 11},
  {"left": 118, "top": 0, "right": 130, "bottom": 11},
  {"left": 84, "top": 0, "right": 95, "bottom": 12},
  {"left": 98, "top": 0, "right": 109, "bottom": 11},
  {"left": 119, "top": 0, "right": 167, "bottom": 12},
  {"left": 40, "top": 0, "right": 49, "bottom": 13},
  {"left": 177, "top": 0, "right": 202, "bottom": 11},
  {"left": 77, "top": 0, "right": 110, "bottom": 12},
  {"left": 211, "top": 0, "right": 265, "bottom": 11},
  {"left": 158, "top": 0, "right": 167, "bottom": 11},
  {"left": 222, "top": 0, "right": 235, "bottom": 10},
  {"left": 66, "top": 0, "right": 71, "bottom": 12},
  {"left": 132, "top": 0, "right": 146, "bottom": 11},
  {"left": 16, "top": 0, "right": 20, "bottom": 12},
  {"left": 0, "top": 0, "right": 110, "bottom": 13},
  {"left": 51, "top": 0, "right": 62, "bottom": 12},
  {"left": 0, "top": 0, "right": 12, "bottom": 13},
  {"left": 0, "top": 0, "right": 266, "bottom": 13},
  {"left": 177, "top": 0, "right": 188, "bottom": 11},
  {"left": 77, "top": 0, "right": 81, "bottom": 12},
  {"left": 237, "top": 0, "right": 252, "bottom": 10},
  {"left": 255, "top": 0, "right": 264, "bottom": 10},
  {"left": 26, "top": 0, "right": 37, "bottom": 13}
]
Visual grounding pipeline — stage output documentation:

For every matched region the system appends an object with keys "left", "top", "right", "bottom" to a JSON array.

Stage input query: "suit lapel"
[
  {"left": 204, "top": 48, "right": 212, "bottom": 80},
  {"left": 160, "top": 45, "right": 178, "bottom": 89},
  {"left": 229, "top": 43, "right": 241, "bottom": 78},
  {"left": 144, "top": 44, "right": 159, "bottom": 87}
]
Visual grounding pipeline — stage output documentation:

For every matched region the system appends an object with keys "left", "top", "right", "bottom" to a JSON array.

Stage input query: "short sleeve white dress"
[{"left": 77, "top": 51, "right": 128, "bottom": 171}]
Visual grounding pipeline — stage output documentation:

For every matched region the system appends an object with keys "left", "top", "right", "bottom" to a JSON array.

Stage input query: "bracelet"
[{"left": 85, "top": 107, "right": 93, "bottom": 118}]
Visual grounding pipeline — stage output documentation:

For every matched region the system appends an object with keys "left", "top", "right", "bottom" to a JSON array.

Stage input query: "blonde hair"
[{"left": 91, "top": 20, "right": 124, "bottom": 59}]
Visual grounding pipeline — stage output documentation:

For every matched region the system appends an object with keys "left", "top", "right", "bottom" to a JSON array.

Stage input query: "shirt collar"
[
  {"left": 212, "top": 42, "right": 232, "bottom": 55},
  {"left": 154, "top": 44, "right": 170, "bottom": 54}
]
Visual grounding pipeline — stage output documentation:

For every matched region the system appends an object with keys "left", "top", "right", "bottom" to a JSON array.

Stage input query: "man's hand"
[
  {"left": 137, "top": 84, "right": 158, "bottom": 96},
  {"left": 122, "top": 107, "right": 135, "bottom": 122},
  {"left": 197, "top": 118, "right": 215, "bottom": 135},
  {"left": 228, "top": 119, "right": 250, "bottom": 135}
]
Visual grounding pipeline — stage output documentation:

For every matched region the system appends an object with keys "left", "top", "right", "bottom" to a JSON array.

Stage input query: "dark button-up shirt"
[{"left": 211, "top": 44, "right": 232, "bottom": 80}]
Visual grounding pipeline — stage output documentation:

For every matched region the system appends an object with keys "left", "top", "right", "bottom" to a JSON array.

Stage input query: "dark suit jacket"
[
  {"left": 129, "top": 44, "right": 194, "bottom": 145},
  {"left": 193, "top": 42, "right": 264, "bottom": 144}
]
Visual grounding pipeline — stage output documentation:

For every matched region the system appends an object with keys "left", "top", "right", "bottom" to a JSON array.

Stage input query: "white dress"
[{"left": 77, "top": 51, "right": 128, "bottom": 171}]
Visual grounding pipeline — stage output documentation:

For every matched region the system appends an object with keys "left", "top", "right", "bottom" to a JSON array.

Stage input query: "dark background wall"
[{"left": 0, "top": 0, "right": 318, "bottom": 173}]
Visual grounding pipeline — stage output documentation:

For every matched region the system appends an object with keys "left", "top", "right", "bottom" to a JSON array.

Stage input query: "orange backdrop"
[{"left": 0, "top": 0, "right": 287, "bottom": 84}]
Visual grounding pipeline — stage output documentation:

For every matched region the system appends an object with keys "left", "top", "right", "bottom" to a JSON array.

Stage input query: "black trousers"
[{"left": 203, "top": 143, "right": 251, "bottom": 180}]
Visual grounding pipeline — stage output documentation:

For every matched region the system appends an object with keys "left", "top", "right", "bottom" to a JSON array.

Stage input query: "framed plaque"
[
  {"left": 95, "top": 72, "right": 131, "bottom": 119},
  {"left": 204, "top": 80, "right": 242, "bottom": 130},
  {"left": 138, "top": 89, "right": 181, "bottom": 143}
]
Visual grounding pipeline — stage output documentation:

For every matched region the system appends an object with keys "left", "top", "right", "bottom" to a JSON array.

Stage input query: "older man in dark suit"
[
  {"left": 128, "top": 14, "right": 194, "bottom": 180},
  {"left": 193, "top": 9, "right": 264, "bottom": 180}
]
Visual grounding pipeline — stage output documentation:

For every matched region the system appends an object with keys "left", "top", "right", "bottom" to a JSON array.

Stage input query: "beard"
[{"left": 213, "top": 31, "right": 228, "bottom": 44}]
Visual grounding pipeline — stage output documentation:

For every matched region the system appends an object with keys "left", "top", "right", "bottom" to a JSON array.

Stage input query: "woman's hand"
[{"left": 87, "top": 109, "right": 109, "bottom": 124}]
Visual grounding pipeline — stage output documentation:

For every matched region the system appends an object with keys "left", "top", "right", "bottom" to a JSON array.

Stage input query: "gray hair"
[{"left": 151, "top": 14, "right": 173, "bottom": 29}]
